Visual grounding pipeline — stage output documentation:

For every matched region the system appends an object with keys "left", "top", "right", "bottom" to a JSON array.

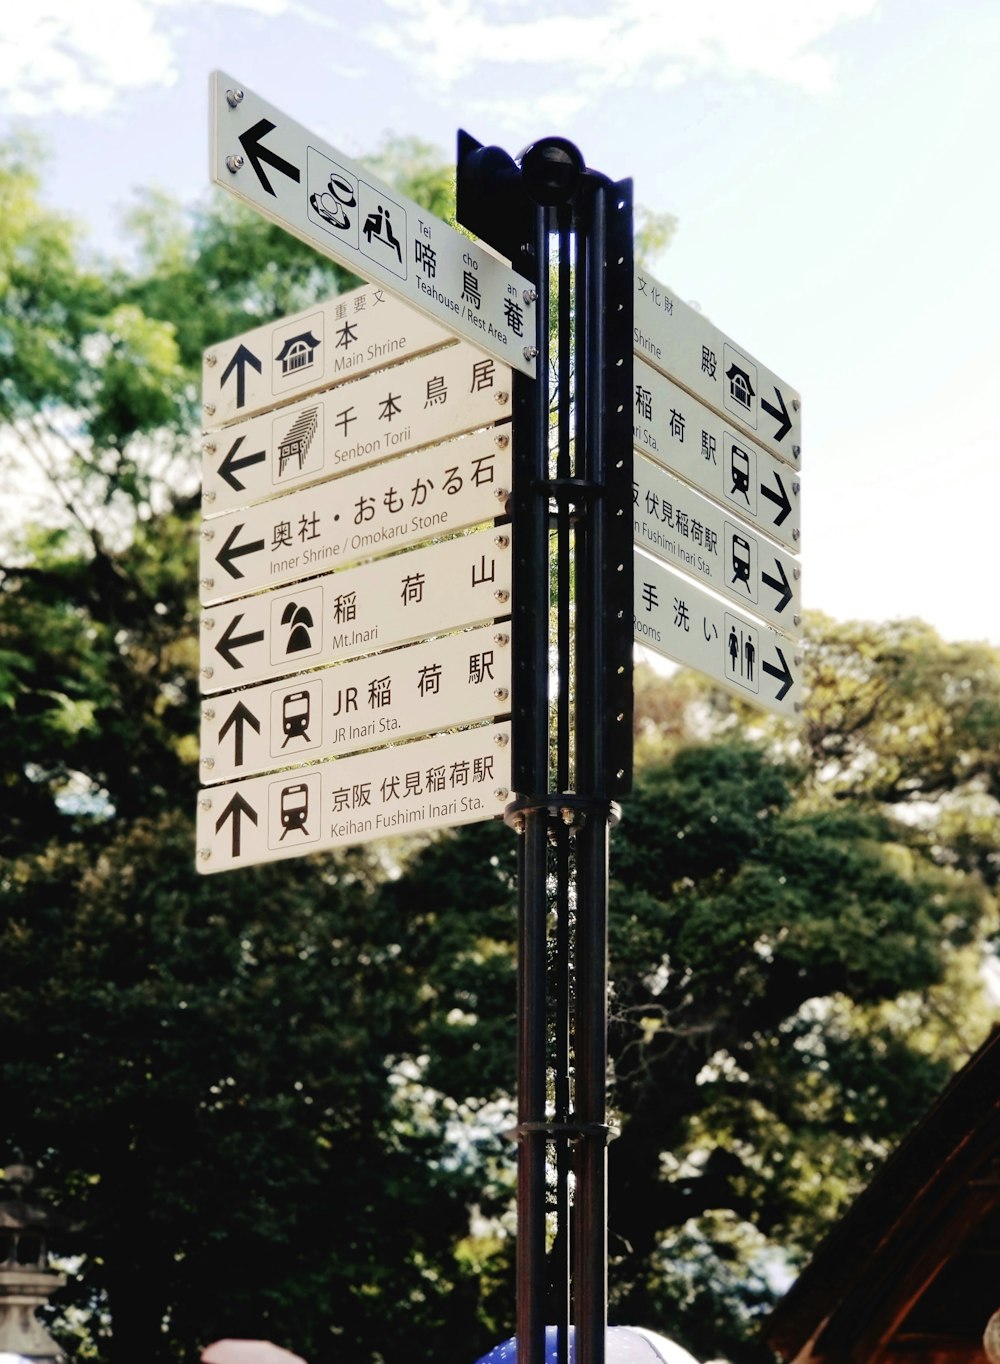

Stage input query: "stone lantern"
[{"left": 0, "top": 1166, "right": 77, "bottom": 1364}]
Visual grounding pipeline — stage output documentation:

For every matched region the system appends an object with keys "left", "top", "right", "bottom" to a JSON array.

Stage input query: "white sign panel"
[
  {"left": 633, "top": 550, "right": 802, "bottom": 720},
  {"left": 200, "top": 526, "right": 512, "bottom": 695},
  {"left": 211, "top": 72, "right": 536, "bottom": 378},
  {"left": 633, "top": 455, "right": 801, "bottom": 635},
  {"left": 200, "top": 624, "right": 512, "bottom": 784},
  {"left": 202, "top": 282, "right": 454, "bottom": 430},
  {"left": 634, "top": 269, "right": 801, "bottom": 469},
  {"left": 200, "top": 428, "right": 511, "bottom": 604},
  {"left": 203, "top": 342, "right": 512, "bottom": 515},
  {"left": 197, "top": 721, "right": 511, "bottom": 873},
  {"left": 633, "top": 357, "right": 801, "bottom": 552}
]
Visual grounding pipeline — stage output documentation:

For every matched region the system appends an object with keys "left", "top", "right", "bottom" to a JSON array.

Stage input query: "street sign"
[
  {"left": 200, "top": 623, "right": 511, "bottom": 785},
  {"left": 200, "top": 525, "right": 512, "bottom": 695},
  {"left": 197, "top": 720, "right": 511, "bottom": 873},
  {"left": 200, "top": 428, "right": 511, "bottom": 604},
  {"left": 202, "top": 281, "right": 454, "bottom": 430},
  {"left": 633, "top": 549, "right": 802, "bottom": 720},
  {"left": 633, "top": 269, "right": 801, "bottom": 469},
  {"left": 633, "top": 454, "right": 801, "bottom": 635},
  {"left": 203, "top": 341, "right": 512, "bottom": 515},
  {"left": 211, "top": 72, "right": 536, "bottom": 378},
  {"left": 633, "top": 356, "right": 800, "bottom": 553}
]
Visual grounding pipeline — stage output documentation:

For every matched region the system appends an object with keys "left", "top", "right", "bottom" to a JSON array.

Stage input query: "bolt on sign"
[
  {"left": 198, "top": 282, "right": 516, "bottom": 870},
  {"left": 200, "top": 623, "right": 512, "bottom": 786},
  {"left": 630, "top": 270, "right": 803, "bottom": 719},
  {"left": 203, "top": 339, "right": 512, "bottom": 515},
  {"left": 199, "top": 427, "right": 512, "bottom": 604},
  {"left": 633, "top": 550, "right": 802, "bottom": 720},
  {"left": 197, "top": 721, "right": 512, "bottom": 873},
  {"left": 202, "top": 282, "right": 456, "bottom": 431},
  {"left": 633, "top": 268, "right": 801, "bottom": 469},
  {"left": 210, "top": 72, "right": 537, "bottom": 377}
]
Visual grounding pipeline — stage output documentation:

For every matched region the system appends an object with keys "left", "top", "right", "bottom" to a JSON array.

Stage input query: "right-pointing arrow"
[
  {"left": 761, "top": 386, "right": 792, "bottom": 442},
  {"left": 216, "top": 790, "right": 258, "bottom": 858},
  {"left": 762, "top": 647, "right": 794, "bottom": 701},
  {"left": 760, "top": 470, "right": 793, "bottom": 527},
  {"left": 761, "top": 559, "right": 793, "bottom": 614}
]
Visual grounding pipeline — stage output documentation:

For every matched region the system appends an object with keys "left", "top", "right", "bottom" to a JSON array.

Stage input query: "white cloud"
[
  {"left": 0, "top": 0, "right": 292, "bottom": 118},
  {"left": 367, "top": 0, "right": 881, "bottom": 99},
  {"left": 0, "top": 0, "right": 880, "bottom": 122}
]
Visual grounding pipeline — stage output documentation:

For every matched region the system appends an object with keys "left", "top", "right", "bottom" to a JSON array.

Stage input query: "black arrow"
[
  {"left": 217, "top": 523, "right": 266, "bottom": 580},
  {"left": 219, "top": 343, "right": 262, "bottom": 410},
  {"left": 219, "top": 435, "right": 266, "bottom": 492},
  {"left": 763, "top": 647, "right": 794, "bottom": 702},
  {"left": 761, "top": 386, "right": 792, "bottom": 442},
  {"left": 218, "top": 700, "right": 261, "bottom": 768},
  {"left": 760, "top": 470, "right": 793, "bottom": 527},
  {"left": 216, "top": 790, "right": 258, "bottom": 858},
  {"left": 215, "top": 614, "right": 265, "bottom": 670},
  {"left": 238, "top": 118, "right": 301, "bottom": 197},
  {"left": 762, "top": 559, "right": 793, "bottom": 614}
]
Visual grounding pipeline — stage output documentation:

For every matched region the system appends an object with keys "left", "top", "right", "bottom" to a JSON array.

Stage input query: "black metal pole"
[
  {"left": 457, "top": 133, "right": 633, "bottom": 1364},
  {"left": 513, "top": 198, "right": 552, "bottom": 1364}
]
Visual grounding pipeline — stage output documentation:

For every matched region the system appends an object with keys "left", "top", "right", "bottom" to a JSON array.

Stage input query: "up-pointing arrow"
[
  {"left": 216, "top": 790, "right": 258, "bottom": 858},
  {"left": 238, "top": 118, "right": 301, "bottom": 197},
  {"left": 220, "top": 343, "right": 263, "bottom": 410},
  {"left": 216, "top": 523, "right": 266, "bottom": 580},
  {"left": 218, "top": 700, "right": 261, "bottom": 767}
]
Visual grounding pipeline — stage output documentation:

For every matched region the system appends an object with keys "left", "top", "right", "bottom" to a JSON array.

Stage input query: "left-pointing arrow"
[
  {"left": 761, "top": 559, "right": 793, "bottom": 614},
  {"left": 218, "top": 435, "right": 267, "bottom": 492},
  {"left": 762, "top": 647, "right": 794, "bottom": 701},
  {"left": 220, "top": 343, "right": 263, "bottom": 410},
  {"left": 216, "top": 790, "right": 258, "bottom": 858},
  {"left": 238, "top": 117, "right": 301, "bottom": 197},
  {"left": 215, "top": 614, "right": 265, "bottom": 670},
  {"left": 216, "top": 523, "right": 266, "bottom": 579},
  {"left": 218, "top": 700, "right": 261, "bottom": 767}
]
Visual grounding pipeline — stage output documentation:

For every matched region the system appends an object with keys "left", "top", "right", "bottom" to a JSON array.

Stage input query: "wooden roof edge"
[{"left": 764, "top": 1025, "right": 1000, "bottom": 1363}]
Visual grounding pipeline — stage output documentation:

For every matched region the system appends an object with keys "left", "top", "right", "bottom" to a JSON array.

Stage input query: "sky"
[{"left": 2, "top": 0, "right": 999, "bottom": 645}]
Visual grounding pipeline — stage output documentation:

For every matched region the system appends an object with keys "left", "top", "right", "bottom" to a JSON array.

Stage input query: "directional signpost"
[
  {"left": 200, "top": 623, "right": 511, "bottom": 785},
  {"left": 633, "top": 552, "right": 801, "bottom": 718},
  {"left": 633, "top": 355, "right": 800, "bottom": 552},
  {"left": 211, "top": 72, "right": 537, "bottom": 378},
  {"left": 203, "top": 340, "right": 511, "bottom": 514},
  {"left": 633, "top": 454, "right": 800, "bottom": 633},
  {"left": 202, "top": 281, "right": 455, "bottom": 430},
  {"left": 198, "top": 721, "right": 511, "bottom": 872},
  {"left": 630, "top": 265, "right": 803, "bottom": 720},
  {"left": 200, "top": 76, "right": 807, "bottom": 1364},
  {"left": 200, "top": 427, "right": 511, "bottom": 602},
  {"left": 634, "top": 269, "right": 801, "bottom": 468},
  {"left": 198, "top": 263, "right": 516, "bottom": 877}
]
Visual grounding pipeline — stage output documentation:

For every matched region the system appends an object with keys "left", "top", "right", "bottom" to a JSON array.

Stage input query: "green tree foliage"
[
  {"left": 0, "top": 135, "right": 505, "bottom": 1364},
  {"left": 1, "top": 129, "right": 997, "bottom": 1364}
]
